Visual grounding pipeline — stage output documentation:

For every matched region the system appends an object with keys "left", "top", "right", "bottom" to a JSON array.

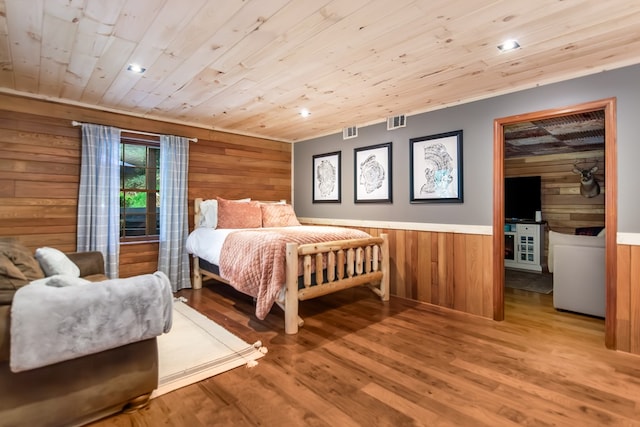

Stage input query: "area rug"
[
  {"left": 151, "top": 299, "right": 266, "bottom": 398},
  {"left": 505, "top": 269, "right": 553, "bottom": 294}
]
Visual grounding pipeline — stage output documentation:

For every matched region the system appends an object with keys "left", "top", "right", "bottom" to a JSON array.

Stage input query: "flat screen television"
[{"left": 505, "top": 176, "right": 541, "bottom": 221}]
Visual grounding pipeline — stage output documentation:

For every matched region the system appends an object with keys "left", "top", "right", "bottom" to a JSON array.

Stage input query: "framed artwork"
[
  {"left": 312, "top": 151, "right": 341, "bottom": 203},
  {"left": 354, "top": 142, "right": 392, "bottom": 203},
  {"left": 410, "top": 130, "right": 463, "bottom": 203}
]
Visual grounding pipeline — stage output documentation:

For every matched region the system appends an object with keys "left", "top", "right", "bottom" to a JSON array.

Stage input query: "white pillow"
[
  {"left": 198, "top": 199, "right": 218, "bottom": 228},
  {"left": 35, "top": 247, "right": 81, "bottom": 278},
  {"left": 198, "top": 198, "right": 251, "bottom": 229}
]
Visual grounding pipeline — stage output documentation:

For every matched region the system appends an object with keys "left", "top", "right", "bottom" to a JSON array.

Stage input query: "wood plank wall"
[
  {"left": 505, "top": 150, "right": 605, "bottom": 265},
  {"left": 0, "top": 93, "right": 291, "bottom": 278},
  {"left": 0, "top": 110, "right": 80, "bottom": 251},
  {"left": 328, "top": 226, "right": 494, "bottom": 319}
]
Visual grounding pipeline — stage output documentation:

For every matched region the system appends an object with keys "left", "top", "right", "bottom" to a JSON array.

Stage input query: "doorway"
[{"left": 492, "top": 98, "right": 617, "bottom": 348}]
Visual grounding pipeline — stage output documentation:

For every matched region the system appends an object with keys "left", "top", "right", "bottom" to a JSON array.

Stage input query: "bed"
[{"left": 186, "top": 197, "right": 389, "bottom": 334}]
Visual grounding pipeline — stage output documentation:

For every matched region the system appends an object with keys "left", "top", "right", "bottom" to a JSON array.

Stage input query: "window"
[{"left": 119, "top": 136, "right": 160, "bottom": 240}]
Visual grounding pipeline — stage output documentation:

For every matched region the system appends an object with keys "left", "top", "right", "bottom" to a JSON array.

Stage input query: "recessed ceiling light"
[
  {"left": 127, "top": 63, "right": 146, "bottom": 74},
  {"left": 498, "top": 39, "right": 520, "bottom": 52},
  {"left": 300, "top": 108, "right": 310, "bottom": 118}
]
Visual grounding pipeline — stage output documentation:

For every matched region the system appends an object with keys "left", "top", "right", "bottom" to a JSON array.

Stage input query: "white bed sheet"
[
  {"left": 187, "top": 225, "right": 359, "bottom": 266},
  {"left": 185, "top": 227, "right": 238, "bottom": 265}
]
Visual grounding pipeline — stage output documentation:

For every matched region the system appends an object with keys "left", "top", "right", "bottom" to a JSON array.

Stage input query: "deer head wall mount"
[{"left": 572, "top": 161, "right": 601, "bottom": 198}]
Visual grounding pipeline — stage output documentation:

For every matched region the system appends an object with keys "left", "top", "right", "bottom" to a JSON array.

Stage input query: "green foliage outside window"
[
  {"left": 120, "top": 191, "right": 147, "bottom": 208},
  {"left": 120, "top": 142, "right": 160, "bottom": 238}
]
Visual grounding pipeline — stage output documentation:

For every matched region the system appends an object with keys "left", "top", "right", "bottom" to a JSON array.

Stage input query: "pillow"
[
  {"left": 0, "top": 253, "right": 29, "bottom": 290},
  {"left": 198, "top": 198, "right": 251, "bottom": 229},
  {"left": 198, "top": 199, "right": 219, "bottom": 228},
  {"left": 216, "top": 197, "right": 262, "bottom": 229},
  {"left": 0, "top": 239, "right": 46, "bottom": 304},
  {"left": 35, "top": 247, "right": 81, "bottom": 277},
  {"left": 261, "top": 203, "right": 301, "bottom": 227},
  {"left": 0, "top": 238, "right": 45, "bottom": 282}
]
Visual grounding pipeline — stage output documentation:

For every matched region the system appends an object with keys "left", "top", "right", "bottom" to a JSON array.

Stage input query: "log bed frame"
[{"left": 191, "top": 197, "right": 390, "bottom": 334}]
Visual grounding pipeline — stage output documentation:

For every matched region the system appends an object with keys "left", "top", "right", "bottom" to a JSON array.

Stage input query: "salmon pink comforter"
[{"left": 218, "top": 226, "right": 371, "bottom": 319}]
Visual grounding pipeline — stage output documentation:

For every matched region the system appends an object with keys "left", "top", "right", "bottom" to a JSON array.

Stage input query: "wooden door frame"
[{"left": 492, "top": 97, "right": 618, "bottom": 348}]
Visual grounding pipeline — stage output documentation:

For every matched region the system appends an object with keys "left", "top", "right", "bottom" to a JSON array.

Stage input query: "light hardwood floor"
[{"left": 90, "top": 282, "right": 640, "bottom": 427}]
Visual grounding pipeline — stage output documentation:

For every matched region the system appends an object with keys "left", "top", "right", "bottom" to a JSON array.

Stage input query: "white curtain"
[
  {"left": 77, "top": 124, "right": 121, "bottom": 278},
  {"left": 158, "top": 135, "right": 191, "bottom": 291}
]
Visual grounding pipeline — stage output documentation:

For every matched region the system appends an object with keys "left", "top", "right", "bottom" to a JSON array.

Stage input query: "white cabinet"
[{"left": 504, "top": 222, "right": 544, "bottom": 272}]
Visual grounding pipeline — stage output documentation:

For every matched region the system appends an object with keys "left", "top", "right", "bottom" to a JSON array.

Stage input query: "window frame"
[{"left": 119, "top": 134, "right": 161, "bottom": 243}]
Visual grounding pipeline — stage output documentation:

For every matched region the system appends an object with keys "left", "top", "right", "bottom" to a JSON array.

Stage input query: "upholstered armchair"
[
  {"left": 0, "top": 238, "right": 171, "bottom": 427},
  {"left": 548, "top": 230, "right": 606, "bottom": 317}
]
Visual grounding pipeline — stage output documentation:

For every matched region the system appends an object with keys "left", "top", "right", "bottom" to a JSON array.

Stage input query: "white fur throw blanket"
[{"left": 10, "top": 271, "right": 173, "bottom": 372}]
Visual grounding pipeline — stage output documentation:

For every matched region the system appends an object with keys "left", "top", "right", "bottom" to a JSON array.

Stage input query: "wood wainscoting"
[
  {"left": 615, "top": 243, "right": 640, "bottom": 353},
  {"left": 301, "top": 221, "right": 494, "bottom": 319}
]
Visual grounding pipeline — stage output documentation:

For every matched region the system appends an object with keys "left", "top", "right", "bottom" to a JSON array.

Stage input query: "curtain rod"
[{"left": 71, "top": 120, "right": 198, "bottom": 143}]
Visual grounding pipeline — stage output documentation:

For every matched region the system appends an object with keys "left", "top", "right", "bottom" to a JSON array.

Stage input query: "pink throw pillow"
[
  {"left": 261, "top": 203, "right": 301, "bottom": 227},
  {"left": 216, "top": 197, "right": 262, "bottom": 229}
]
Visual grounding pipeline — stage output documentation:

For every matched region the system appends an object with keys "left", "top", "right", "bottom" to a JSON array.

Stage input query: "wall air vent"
[
  {"left": 387, "top": 114, "right": 406, "bottom": 130},
  {"left": 343, "top": 125, "right": 358, "bottom": 140}
]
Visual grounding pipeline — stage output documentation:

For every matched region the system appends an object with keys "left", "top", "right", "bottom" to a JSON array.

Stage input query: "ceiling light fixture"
[
  {"left": 127, "top": 63, "right": 146, "bottom": 74},
  {"left": 300, "top": 108, "right": 310, "bottom": 118},
  {"left": 497, "top": 39, "right": 520, "bottom": 52}
]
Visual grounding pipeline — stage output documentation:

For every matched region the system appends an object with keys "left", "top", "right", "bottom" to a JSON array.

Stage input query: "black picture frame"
[
  {"left": 410, "top": 130, "right": 463, "bottom": 203},
  {"left": 354, "top": 142, "right": 392, "bottom": 203},
  {"left": 312, "top": 151, "right": 341, "bottom": 203}
]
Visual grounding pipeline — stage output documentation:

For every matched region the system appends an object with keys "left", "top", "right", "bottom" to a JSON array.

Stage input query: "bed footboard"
[{"left": 284, "top": 233, "right": 389, "bottom": 334}]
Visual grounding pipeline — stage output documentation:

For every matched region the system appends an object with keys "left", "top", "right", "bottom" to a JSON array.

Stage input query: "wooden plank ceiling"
[{"left": 0, "top": 0, "right": 638, "bottom": 143}]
